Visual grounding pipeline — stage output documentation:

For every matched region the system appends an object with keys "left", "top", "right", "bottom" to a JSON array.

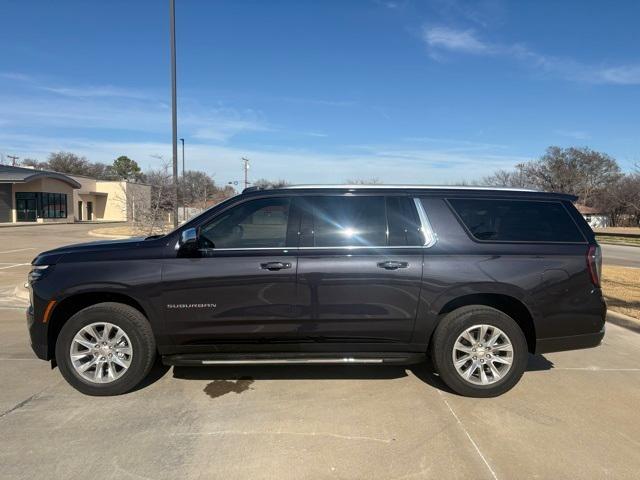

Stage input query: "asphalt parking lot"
[{"left": 1, "top": 224, "right": 639, "bottom": 479}]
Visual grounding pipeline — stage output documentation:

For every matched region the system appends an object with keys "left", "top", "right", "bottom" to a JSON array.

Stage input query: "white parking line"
[
  {"left": 0, "top": 263, "right": 30, "bottom": 270},
  {"left": 439, "top": 392, "right": 499, "bottom": 480},
  {"left": 0, "top": 248, "right": 35, "bottom": 254}
]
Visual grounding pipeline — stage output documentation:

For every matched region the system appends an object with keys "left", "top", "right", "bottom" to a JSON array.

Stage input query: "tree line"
[{"left": 482, "top": 146, "right": 640, "bottom": 227}]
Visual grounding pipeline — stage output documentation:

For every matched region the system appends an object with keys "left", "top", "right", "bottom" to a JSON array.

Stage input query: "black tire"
[
  {"left": 431, "top": 305, "right": 528, "bottom": 398},
  {"left": 55, "top": 302, "right": 156, "bottom": 396}
]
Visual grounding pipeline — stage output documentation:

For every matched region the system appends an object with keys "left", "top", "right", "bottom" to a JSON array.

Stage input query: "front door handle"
[
  {"left": 377, "top": 261, "right": 409, "bottom": 270},
  {"left": 261, "top": 261, "right": 292, "bottom": 271}
]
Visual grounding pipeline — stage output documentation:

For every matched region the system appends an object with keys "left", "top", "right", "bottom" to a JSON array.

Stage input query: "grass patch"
[
  {"left": 595, "top": 235, "right": 640, "bottom": 246},
  {"left": 601, "top": 265, "right": 640, "bottom": 320}
]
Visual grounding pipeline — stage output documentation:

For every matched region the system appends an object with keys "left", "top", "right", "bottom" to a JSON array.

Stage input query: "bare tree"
[
  {"left": 345, "top": 178, "right": 383, "bottom": 185},
  {"left": 252, "top": 178, "right": 291, "bottom": 189}
]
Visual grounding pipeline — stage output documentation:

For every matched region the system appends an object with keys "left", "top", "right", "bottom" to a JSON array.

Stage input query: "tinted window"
[
  {"left": 200, "top": 197, "right": 291, "bottom": 248},
  {"left": 448, "top": 198, "right": 584, "bottom": 242},
  {"left": 311, "top": 196, "right": 387, "bottom": 247},
  {"left": 386, "top": 197, "right": 422, "bottom": 246}
]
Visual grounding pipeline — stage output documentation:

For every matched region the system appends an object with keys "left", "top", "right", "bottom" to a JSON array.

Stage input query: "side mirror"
[{"left": 180, "top": 227, "right": 198, "bottom": 247}]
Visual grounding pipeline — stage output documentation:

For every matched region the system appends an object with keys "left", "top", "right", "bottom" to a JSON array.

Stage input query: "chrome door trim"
[{"left": 413, "top": 198, "right": 437, "bottom": 248}]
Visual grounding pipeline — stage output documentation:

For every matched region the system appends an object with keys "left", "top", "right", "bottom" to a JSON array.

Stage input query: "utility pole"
[
  {"left": 7, "top": 155, "right": 19, "bottom": 166},
  {"left": 180, "top": 138, "right": 186, "bottom": 221},
  {"left": 242, "top": 157, "right": 250, "bottom": 190},
  {"left": 169, "top": 0, "right": 179, "bottom": 227}
]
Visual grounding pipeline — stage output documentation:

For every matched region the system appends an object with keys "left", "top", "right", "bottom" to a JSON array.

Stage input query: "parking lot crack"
[{"left": 0, "top": 393, "right": 38, "bottom": 419}]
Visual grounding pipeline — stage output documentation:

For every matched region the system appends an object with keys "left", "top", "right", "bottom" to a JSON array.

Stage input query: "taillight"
[{"left": 586, "top": 244, "right": 602, "bottom": 287}]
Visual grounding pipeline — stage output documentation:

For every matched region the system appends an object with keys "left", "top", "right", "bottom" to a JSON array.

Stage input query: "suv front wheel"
[
  {"left": 55, "top": 302, "right": 156, "bottom": 396},
  {"left": 431, "top": 305, "right": 528, "bottom": 397}
]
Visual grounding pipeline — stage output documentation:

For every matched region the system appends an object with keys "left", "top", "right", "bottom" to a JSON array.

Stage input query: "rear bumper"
[{"left": 535, "top": 326, "right": 605, "bottom": 354}]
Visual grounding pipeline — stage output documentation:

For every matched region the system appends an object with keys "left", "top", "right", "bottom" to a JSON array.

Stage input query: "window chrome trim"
[
  {"left": 195, "top": 245, "right": 425, "bottom": 252},
  {"left": 413, "top": 198, "right": 437, "bottom": 248}
]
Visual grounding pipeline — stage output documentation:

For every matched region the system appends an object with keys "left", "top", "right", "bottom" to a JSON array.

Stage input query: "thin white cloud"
[
  {"left": 0, "top": 74, "right": 271, "bottom": 142},
  {"left": 424, "top": 27, "right": 492, "bottom": 55},
  {"left": 0, "top": 72, "right": 34, "bottom": 82},
  {"left": 39, "top": 85, "right": 151, "bottom": 100},
  {"left": 554, "top": 130, "right": 590, "bottom": 140},
  {"left": 422, "top": 25, "right": 640, "bottom": 85}
]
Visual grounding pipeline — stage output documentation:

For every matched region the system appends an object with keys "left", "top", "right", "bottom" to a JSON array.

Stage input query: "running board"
[{"left": 162, "top": 352, "right": 425, "bottom": 367}]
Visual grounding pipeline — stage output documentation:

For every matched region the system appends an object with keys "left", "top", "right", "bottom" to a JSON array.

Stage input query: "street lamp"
[
  {"left": 169, "top": 0, "right": 179, "bottom": 227},
  {"left": 180, "top": 138, "right": 185, "bottom": 221}
]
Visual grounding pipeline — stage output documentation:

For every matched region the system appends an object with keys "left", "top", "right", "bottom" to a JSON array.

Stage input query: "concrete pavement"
[{"left": 601, "top": 244, "right": 640, "bottom": 268}]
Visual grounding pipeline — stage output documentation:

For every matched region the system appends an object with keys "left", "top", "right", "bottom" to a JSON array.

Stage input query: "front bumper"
[{"left": 27, "top": 305, "right": 49, "bottom": 360}]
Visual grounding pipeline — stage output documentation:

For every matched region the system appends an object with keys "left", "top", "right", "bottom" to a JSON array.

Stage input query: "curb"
[
  {"left": 0, "top": 221, "right": 125, "bottom": 228},
  {"left": 607, "top": 310, "right": 640, "bottom": 334},
  {"left": 87, "top": 230, "right": 133, "bottom": 239}
]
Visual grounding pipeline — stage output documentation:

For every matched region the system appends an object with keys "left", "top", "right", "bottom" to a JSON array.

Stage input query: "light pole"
[
  {"left": 180, "top": 137, "right": 185, "bottom": 221},
  {"left": 242, "top": 157, "right": 250, "bottom": 190},
  {"left": 169, "top": 0, "right": 179, "bottom": 227}
]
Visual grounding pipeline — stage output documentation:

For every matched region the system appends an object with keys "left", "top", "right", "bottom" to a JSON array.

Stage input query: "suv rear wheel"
[
  {"left": 55, "top": 302, "right": 156, "bottom": 396},
  {"left": 431, "top": 305, "right": 528, "bottom": 397}
]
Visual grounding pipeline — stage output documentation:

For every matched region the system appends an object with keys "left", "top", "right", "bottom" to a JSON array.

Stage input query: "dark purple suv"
[{"left": 27, "top": 185, "right": 605, "bottom": 397}]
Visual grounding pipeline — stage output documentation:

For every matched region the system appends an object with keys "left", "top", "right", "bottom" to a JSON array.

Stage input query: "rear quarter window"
[{"left": 447, "top": 198, "right": 585, "bottom": 243}]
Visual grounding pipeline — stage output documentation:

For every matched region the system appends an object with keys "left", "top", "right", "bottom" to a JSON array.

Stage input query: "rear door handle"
[
  {"left": 377, "top": 261, "right": 409, "bottom": 270},
  {"left": 261, "top": 261, "right": 292, "bottom": 271}
]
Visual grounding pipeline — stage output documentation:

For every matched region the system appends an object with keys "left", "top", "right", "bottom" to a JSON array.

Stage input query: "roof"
[
  {"left": 242, "top": 184, "right": 578, "bottom": 201},
  {"left": 0, "top": 165, "right": 81, "bottom": 189},
  {"left": 575, "top": 203, "right": 605, "bottom": 215}
]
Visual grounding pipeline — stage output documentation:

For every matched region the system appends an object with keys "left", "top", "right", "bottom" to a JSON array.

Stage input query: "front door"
[
  {"left": 86, "top": 202, "right": 93, "bottom": 221},
  {"left": 16, "top": 197, "right": 37, "bottom": 221},
  {"left": 77, "top": 201, "right": 83, "bottom": 221},
  {"left": 162, "top": 196, "right": 300, "bottom": 346},
  {"left": 295, "top": 195, "right": 424, "bottom": 343}
]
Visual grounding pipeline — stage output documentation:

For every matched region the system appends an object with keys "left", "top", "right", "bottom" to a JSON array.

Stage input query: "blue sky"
[{"left": 1, "top": 0, "right": 639, "bottom": 185}]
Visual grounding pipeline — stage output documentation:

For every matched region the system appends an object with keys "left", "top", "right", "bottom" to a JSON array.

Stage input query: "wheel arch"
[
  {"left": 48, "top": 292, "right": 148, "bottom": 362},
  {"left": 435, "top": 293, "right": 537, "bottom": 353}
]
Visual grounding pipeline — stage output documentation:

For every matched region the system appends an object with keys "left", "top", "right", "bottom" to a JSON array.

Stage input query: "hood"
[{"left": 32, "top": 237, "right": 153, "bottom": 265}]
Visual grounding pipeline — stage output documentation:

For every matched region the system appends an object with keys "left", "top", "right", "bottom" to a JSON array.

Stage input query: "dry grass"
[
  {"left": 601, "top": 265, "right": 640, "bottom": 320},
  {"left": 593, "top": 227, "right": 640, "bottom": 235}
]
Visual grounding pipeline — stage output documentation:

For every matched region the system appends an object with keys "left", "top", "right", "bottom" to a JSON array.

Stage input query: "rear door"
[{"left": 295, "top": 194, "right": 424, "bottom": 343}]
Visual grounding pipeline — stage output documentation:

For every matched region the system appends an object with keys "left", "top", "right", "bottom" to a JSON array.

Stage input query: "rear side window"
[
  {"left": 310, "top": 196, "right": 387, "bottom": 247},
  {"left": 386, "top": 197, "right": 423, "bottom": 246},
  {"left": 448, "top": 198, "right": 585, "bottom": 243}
]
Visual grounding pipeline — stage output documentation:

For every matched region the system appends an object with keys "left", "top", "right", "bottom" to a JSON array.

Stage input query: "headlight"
[{"left": 28, "top": 265, "right": 50, "bottom": 283}]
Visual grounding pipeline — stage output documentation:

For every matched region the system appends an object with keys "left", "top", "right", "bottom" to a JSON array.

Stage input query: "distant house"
[
  {"left": 575, "top": 203, "right": 610, "bottom": 228},
  {"left": 0, "top": 164, "right": 150, "bottom": 223}
]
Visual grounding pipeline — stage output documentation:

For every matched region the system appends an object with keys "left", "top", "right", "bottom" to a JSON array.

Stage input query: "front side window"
[
  {"left": 309, "top": 196, "right": 387, "bottom": 247},
  {"left": 200, "top": 197, "right": 291, "bottom": 249},
  {"left": 448, "top": 198, "right": 585, "bottom": 243}
]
